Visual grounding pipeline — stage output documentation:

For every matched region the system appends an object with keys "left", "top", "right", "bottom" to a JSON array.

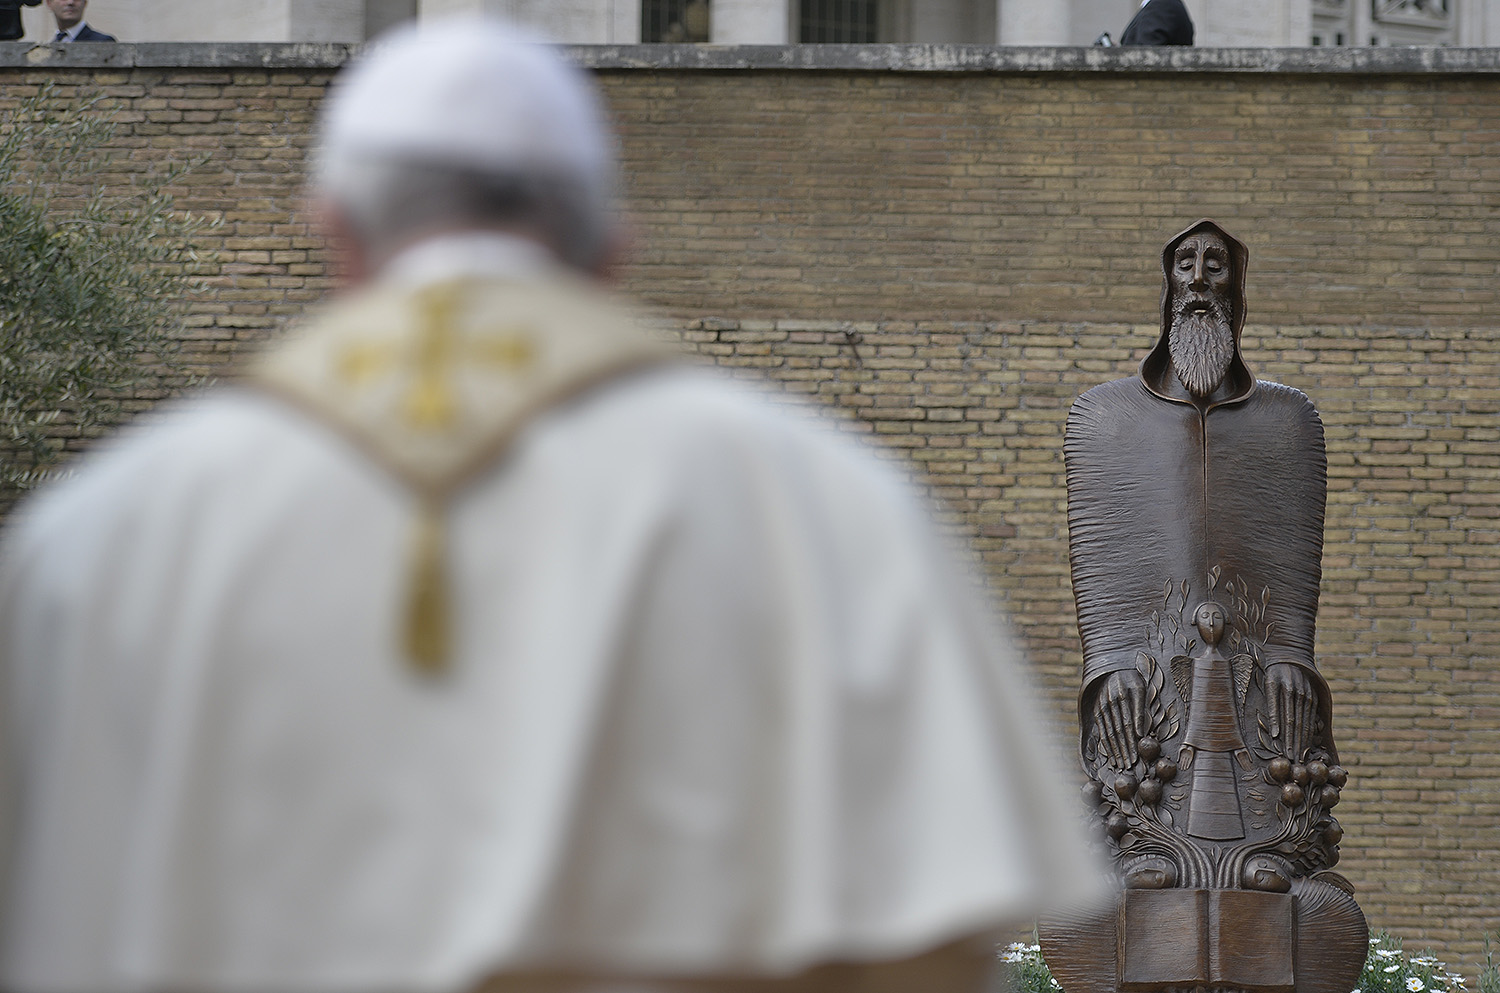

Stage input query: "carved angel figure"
[{"left": 1172, "top": 601, "right": 1254, "bottom": 841}]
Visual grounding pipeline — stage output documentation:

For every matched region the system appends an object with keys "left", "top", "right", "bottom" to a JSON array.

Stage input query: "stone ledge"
[
  {"left": 2, "top": 41, "right": 1500, "bottom": 74},
  {"left": 0, "top": 41, "right": 356, "bottom": 69},
  {"left": 571, "top": 43, "right": 1500, "bottom": 74}
]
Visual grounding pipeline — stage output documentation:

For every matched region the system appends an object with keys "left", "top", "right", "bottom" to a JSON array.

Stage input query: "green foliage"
[
  {"left": 1000, "top": 940, "right": 1060, "bottom": 993},
  {"left": 0, "top": 83, "right": 206, "bottom": 495},
  {"left": 1359, "top": 931, "right": 1470, "bottom": 993},
  {"left": 1479, "top": 935, "right": 1499, "bottom": 993},
  {"left": 997, "top": 931, "right": 1487, "bottom": 993}
]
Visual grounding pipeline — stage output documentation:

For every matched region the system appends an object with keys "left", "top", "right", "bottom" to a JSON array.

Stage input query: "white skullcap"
[{"left": 317, "top": 18, "right": 614, "bottom": 203}]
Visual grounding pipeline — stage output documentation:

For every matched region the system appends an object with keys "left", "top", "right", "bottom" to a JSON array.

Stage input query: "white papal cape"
[{"left": 0, "top": 237, "right": 1098, "bottom": 993}]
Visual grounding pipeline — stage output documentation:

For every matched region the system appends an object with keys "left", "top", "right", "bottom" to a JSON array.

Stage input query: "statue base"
[{"left": 1038, "top": 878, "right": 1366, "bottom": 993}]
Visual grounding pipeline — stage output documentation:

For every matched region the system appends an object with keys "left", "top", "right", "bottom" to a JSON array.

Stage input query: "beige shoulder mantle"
[{"left": 246, "top": 275, "right": 674, "bottom": 675}]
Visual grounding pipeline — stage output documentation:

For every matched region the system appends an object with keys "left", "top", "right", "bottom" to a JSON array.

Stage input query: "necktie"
[{"left": 54, "top": 30, "right": 67, "bottom": 41}]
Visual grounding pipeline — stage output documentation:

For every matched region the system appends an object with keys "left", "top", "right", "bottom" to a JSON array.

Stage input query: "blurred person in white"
[{"left": 0, "top": 19, "right": 1102, "bottom": 993}]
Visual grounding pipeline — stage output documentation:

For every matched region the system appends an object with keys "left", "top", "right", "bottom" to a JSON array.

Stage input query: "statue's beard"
[{"left": 1169, "top": 296, "right": 1235, "bottom": 398}]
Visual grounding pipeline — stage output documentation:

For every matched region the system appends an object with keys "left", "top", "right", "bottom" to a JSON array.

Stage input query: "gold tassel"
[{"left": 403, "top": 501, "right": 451, "bottom": 676}]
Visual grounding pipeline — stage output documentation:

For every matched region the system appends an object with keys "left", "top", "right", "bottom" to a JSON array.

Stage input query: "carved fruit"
[
  {"left": 1328, "top": 765, "right": 1349, "bottom": 788},
  {"left": 1280, "top": 783, "right": 1305, "bottom": 807},
  {"left": 1083, "top": 780, "right": 1105, "bottom": 807},
  {"left": 1154, "top": 757, "right": 1178, "bottom": 782},
  {"left": 1137, "top": 736, "right": 1161, "bottom": 762},
  {"left": 1114, "top": 773, "right": 1139, "bottom": 801},
  {"left": 1137, "top": 779, "right": 1163, "bottom": 806},
  {"left": 1268, "top": 756, "right": 1292, "bottom": 782},
  {"left": 1327, "top": 846, "right": 1341, "bottom": 867},
  {"left": 1106, "top": 813, "right": 1130, "bottom": 840},
  {"left": 1292, "top": 763, "right": 1311, "bottom": 786},
  {"left": 1307, "top": 760, "right": 1330, "bottom": 786},
  {"left": 1320, "top": 785, "right": 1341, "bottom": 808},
  {"left": 1324, "top": 820, "right": 1344, "bottom": 845}
]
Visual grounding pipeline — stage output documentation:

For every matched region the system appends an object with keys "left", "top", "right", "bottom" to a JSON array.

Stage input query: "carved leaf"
[
  {"left": 1253, "top": 715, "right": 1280, "bottom": 761},
  {"left": 1159, "top": 806, "right": 1174, "bottom": 828},
  {"left": 1252, "top": 820, "right": 1268, "bottom": 830},
  {"left": 1248, "top": 789, "right": 1266, "bottom": 801}
]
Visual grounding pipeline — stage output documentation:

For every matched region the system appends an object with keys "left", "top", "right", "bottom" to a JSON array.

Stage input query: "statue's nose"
[{"left": 1190, "top": 256, "right": 1208, "bottom": 289}]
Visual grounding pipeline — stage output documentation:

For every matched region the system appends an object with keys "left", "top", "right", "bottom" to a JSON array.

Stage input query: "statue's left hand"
[{"left": 1264, "top": 662, "right": 1317, "bottom": 760}]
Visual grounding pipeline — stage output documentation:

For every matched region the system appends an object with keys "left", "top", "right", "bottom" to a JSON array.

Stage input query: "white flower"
[
  {"left": 1377, "top": 950, "right": 1402, "bottom": 959},
  {"left": 1028, "top": 944, "right": 1042, "bottom": 953},
  {"left": 1006, "top": 942, "right": 1028, "bottom": 952},
  {"left": 1413, "top": 957, "right": 1439, "bottom": 967},
  {"left": 1386, "top": 965, "right": 1402, "bottom": 974},
  {"left": 1408, "top": 978, "right": 1425, "bottom": 991},
  {"left": 1050, "top": 981, "right": 1061, "bottom": 989},
  {"left": 1002, "top": 952, "right": 1024, "bottom": 963}
]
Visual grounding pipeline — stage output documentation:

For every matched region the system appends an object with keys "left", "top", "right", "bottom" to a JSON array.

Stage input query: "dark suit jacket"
[
  {"left": 56, "top": 22, "right": 115, "bottom": 40},
  {"left": 0, "top": 0, "right": 42, "bottom": 41},
  {"left": 1119, "top": 0, "right": 1194, "bottom": 45}
]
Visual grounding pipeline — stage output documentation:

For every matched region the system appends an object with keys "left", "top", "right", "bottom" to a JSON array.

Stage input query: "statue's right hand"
[{"left": 1090, "top": 669, "right": 1147, "bottom": 771}]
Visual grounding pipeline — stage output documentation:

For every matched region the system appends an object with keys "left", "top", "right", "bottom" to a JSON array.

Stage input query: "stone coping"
[{"left": 2, "top": 40, "right": 1500, "bottom": 74}]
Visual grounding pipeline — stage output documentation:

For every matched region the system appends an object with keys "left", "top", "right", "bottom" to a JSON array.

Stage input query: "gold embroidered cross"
[{"left": 334, "top": 282, "right": 537, "bottom": 433}]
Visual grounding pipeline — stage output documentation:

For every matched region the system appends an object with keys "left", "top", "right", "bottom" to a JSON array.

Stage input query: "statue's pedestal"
[{"left": 1039, "top": 878, "right": 1365, "bottom": 993}]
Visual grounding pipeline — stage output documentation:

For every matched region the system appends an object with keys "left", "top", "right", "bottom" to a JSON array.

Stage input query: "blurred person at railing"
[
  {"left": 0, "top": 18, "right": 1103, "bottom": 993},
  {"left": 1119, "top": 0, "right": 1193, "bottom": 45},
  {"left": 0, "top": 0, "right": 40, "bottom": 41}
]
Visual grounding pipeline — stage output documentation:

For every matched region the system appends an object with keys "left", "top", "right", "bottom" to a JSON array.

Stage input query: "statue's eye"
[
  {"left": 1206, "top": 259, "right": 1223, "bottom": 272},
  {"left": 1177, "top": 258, "right": 1194, "bottom": 270}
]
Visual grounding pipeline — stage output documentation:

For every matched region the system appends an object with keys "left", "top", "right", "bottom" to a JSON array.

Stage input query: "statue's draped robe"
[{"left": 1064, "top": 376, "right": 1332, "bottom": 742}]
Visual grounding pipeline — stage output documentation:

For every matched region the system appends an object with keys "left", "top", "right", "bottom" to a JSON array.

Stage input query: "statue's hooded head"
[{"left": 1140, "top": 219, "right": 1255, "bottom": 405}]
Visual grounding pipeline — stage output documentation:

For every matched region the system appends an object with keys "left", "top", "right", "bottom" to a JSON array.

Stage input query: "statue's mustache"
[{"left": 1175, "top": 293, "right": 1230, "bottom": 322}]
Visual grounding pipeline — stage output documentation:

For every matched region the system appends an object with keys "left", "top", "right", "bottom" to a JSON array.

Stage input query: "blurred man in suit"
[{"left": 45, "top": 0, "right": 114, "bottom": 40}]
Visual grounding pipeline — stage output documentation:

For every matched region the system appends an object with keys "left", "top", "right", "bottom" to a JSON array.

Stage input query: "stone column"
[
  {"left": 713, "top": 0, "right": 791, "bottom": 43},
  {"left": 366, "top": 0, "right": 418, "bottom": 37},
  {"left": 996, "top": 0, "right": 1071, "bottom": 44},
  {"left": 418, "top": 0, "right": 635, "bottom": 41},
  {"left": 1350, "top": 0, "right": 1374, "bottom": 45},
  {"left": 287, "top": 0, "right": 365, "bottom": 41}
]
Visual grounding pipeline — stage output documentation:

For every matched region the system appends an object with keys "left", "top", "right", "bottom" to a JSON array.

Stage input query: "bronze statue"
[{"left": 1039, "top": 221, "right": 1366, "bottom": 993}]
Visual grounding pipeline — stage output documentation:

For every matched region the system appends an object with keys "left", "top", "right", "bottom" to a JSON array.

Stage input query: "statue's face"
[
  {"left": 1194, "top": 602, "right": 1225, "bottom": 645},
  {"left": 1167, "top": 231, "right": 1237, "bottom": 399},
  {"left": 1169, "top": 232, "right": 1232, "bottom": 306}
]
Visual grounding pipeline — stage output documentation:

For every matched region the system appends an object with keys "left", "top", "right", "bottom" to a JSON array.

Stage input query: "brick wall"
[{"left": 0, "top": 44, "right": 1496, "bottom": 972}]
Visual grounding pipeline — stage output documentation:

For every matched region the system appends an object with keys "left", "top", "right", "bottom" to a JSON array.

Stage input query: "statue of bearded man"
[
  {"left": 1043, "top": 221, "right": 1366, "bottom": 993},
  {"left": 1064, "top": 220, "right": 1335, "bottom": 844}
]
